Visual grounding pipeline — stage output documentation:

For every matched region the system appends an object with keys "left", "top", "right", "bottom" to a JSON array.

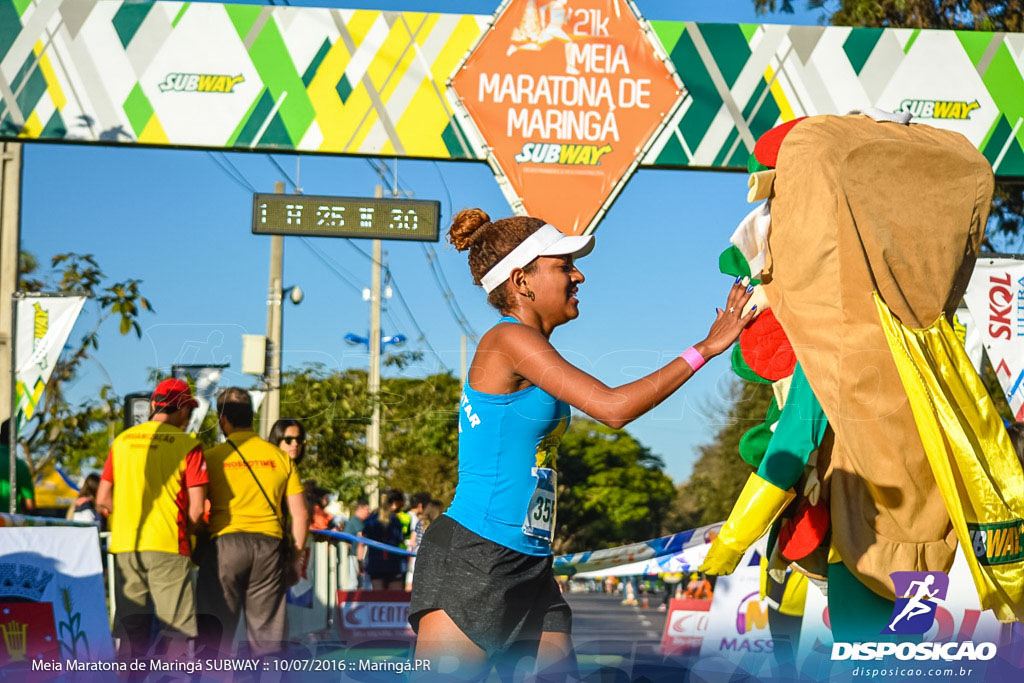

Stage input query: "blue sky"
[{"left": 23, "top": 0, "right": 829, "bottom": 483}]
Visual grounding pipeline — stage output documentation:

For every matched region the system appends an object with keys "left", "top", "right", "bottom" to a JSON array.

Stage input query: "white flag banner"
[
  {"left": 171, "top": 366, "right": 224, "bottom": 434},
  {"left": 0, "top": 524, "right": 115, "bottom": 664},
  {"left": 14, "top": 296, "right": 86, "bottom": 431},
  {"left": 953, "top": 304, "right": 985, "bottom": 376},
  {"left": 963, "top": 258, "right": 1024, "bottom": 422},
  {"left": 249, "top": 390, "right": 266, "bottom": 415}
]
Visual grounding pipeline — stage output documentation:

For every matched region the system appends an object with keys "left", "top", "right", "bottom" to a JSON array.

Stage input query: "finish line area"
[
  {"left": 2, "top": 1, "right": 1024, "bottom": 680},
  {"left": 3, "top": 513, "right": 1020, "bottom": 681}
]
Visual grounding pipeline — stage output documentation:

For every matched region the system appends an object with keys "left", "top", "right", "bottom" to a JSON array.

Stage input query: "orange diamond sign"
[{"left": 450, "top": 0, "right": 681, "bottom": 235}]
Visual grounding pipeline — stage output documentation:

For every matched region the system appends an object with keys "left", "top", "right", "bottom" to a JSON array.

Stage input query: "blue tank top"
[{"left": 445, "top": 316, "right": 571, "bottom": 556}]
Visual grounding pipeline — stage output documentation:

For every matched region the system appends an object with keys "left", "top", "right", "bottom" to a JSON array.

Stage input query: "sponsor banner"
[
  {"left": 3, "top": 2, "right": 1023, "bottom": 232},
  {"left": 449, "top": 0, "right": 682, "bottom": 234},
  {"left": 3, "top": 2, "right": 1022, "bottom": 178},
  {"left": 0, "top": 2, "right": 490, "bottom": 159},
  {"left": 963, "top": 257, "right": 1024, "bottom": 422},
  {"left": 13, "top": 296, "right": 85, "bottom": 433},
  {"left": 644, "top": 24, "right": 1024, "bottom": 177},
  {"left": 4, "top": 3, "right": 1019, "bottom": 179},
  {"left": 553, "top": 521, "right": 721, "bottom": 575},
  {"left": 660, "top": 598, "right": 711, "bottom": 657},
  {"left": 336, "top": 590, "right": 414, "bottom": 643},
  {"left": 0, "top": 524, "right": 115, "bottom": 669},
  {"left": 31, "top": 466, "right": 79, "bottom": 511},
  {"left": 698, "top": 546, "right": 776, "bottom": 663}
]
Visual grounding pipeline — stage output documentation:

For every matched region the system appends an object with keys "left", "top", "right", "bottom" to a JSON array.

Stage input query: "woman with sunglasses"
[
  {"left": 409, "top": 209, "right": 756, "bottom": 679},
  {"left": 269, "top": 418, "right": 306, "bottom": 465}
]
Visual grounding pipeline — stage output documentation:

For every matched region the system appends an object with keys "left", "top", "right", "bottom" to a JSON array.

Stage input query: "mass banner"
[
  {"left": 13, "top": 296, "right": 86, "bottom": 432},
  {"left": 963, "top": 257, "right": 1024, "bottom": 421},
  {"left": 697, "top": 545, "right": 774, "bottom": 664}
]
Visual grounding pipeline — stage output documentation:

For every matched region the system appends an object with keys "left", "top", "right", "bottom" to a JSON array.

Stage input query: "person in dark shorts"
[
  {"left": 410, "top": 209, "right": 755, "bottom": 679},
  {"left": 363, "top": 490, "right": 408, "bottom": 590}
]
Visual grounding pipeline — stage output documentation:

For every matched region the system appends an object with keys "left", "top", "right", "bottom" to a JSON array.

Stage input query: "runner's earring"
[{"left": 525, "top": 289, "right": 535, "bottom": 301}]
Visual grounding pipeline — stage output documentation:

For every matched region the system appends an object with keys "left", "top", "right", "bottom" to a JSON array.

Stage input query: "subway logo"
[
  {"left": 514, "top": 142, "right": 613, "bottom": 166},
  {"left": 967, "top": 519, "right": 1024, "bottom": 565},
  {"left": 159, "top": 73, "right": 245, "bottom": 93},
  {"left": 898, "top": 99, "right": 980, "bottom": 120}
]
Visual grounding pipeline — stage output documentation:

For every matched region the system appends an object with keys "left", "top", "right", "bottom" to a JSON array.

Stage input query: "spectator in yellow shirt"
[
  {"left": 96, "top": 378, "right": 207, "bottom": 662},
  {"left": 196, "top": 388, "right": 308, "bottom": 658}
]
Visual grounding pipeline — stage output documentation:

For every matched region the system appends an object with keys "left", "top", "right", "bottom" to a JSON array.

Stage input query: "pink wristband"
[{"left": 680, "top": 346, "right": 706, "bottom": 372}]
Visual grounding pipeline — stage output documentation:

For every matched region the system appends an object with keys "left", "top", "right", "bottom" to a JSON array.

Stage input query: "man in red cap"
[{"left": 97, "top": 378, "right": 209, "bottom": 662}]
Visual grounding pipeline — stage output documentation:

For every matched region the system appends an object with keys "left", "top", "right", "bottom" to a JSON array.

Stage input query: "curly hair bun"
[{"left": 449, "top": 208, "right": 491, "bottom": 252}]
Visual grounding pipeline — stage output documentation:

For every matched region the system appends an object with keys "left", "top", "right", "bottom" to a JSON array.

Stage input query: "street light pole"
[
  {"left": 262, "top": 180, "right": 285, "bottom": 439},
  {"left": 366, "top": 185, "right": 384, "bottom": 508}
]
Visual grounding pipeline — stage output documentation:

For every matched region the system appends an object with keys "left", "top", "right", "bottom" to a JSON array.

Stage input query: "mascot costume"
[{"left": 700, "top": 111, "right": 1024, "bottom": 640}]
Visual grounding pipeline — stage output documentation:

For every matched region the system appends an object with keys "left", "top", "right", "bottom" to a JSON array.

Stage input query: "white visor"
[{"left": 480, "top": 224, "right": 595, "bottom": 294}]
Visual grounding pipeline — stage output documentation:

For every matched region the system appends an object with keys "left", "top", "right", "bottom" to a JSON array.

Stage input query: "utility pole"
[
  {"left": 366, "top": 186, "right": 384, "bottom": 509},
  {"left": 0, "top": 143, "right": 22, "bottom": 421},
  {"left": 261, "top": 180, "right": 285, "bottom": 438}
]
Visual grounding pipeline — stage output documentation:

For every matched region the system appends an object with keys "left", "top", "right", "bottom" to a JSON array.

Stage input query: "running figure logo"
[{"left": 882, "top": 571, "right": 950, "bottom": 635}]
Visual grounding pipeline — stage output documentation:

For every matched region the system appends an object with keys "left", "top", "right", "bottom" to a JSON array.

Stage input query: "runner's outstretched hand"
[{"left": 697, "top": 278, "right": 758, "bottom": 358}]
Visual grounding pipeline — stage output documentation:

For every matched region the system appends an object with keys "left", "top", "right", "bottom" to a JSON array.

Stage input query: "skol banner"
[
  {"left": 0, "top": 522, "right": 115, "bottom": 670},
  {"left": 963, "top": 257, "right": 1024, "bottom": 422},
  {"left": 449, "top": 0, "right": 682, "bottom": 234},
  {"left": 13, "top": 296, "right": 86, "bottom": 432}
]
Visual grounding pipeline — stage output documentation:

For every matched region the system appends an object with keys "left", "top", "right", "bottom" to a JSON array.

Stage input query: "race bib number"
[{"left": 523, "top": 467, "right": 557, "bottom": 541}]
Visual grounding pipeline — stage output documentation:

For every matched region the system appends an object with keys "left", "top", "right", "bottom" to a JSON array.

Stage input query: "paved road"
[
  {"left": 567, "top": 591, "right": 667, "bottom": 653},
  {"left": 566, "top": 591, "right": 687, "bottom": 681}
]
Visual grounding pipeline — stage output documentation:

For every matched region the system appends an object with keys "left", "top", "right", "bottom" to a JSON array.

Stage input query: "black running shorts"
[{"left": 409, "top": 514, "right": 571, "bottom": 655}]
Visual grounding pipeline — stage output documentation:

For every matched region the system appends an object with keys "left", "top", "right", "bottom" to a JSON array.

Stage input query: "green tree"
[
  {"left": 754, "top": 0, "right": 1022, "bottom": 29},
  {"left": 554, "top": 418, "right": 676, "bottom": 554},
  {"left": 381, "top": 373, "right": 461, "bottom": 503},
  {"left": 666, "top": 380, "right": 774, "bottom": 531},
  {"left": 279, "top": 364, "right": 371, "bottom": 502},
  {"left": 17, "top": 253, "right": 154, "bottom": 477}
]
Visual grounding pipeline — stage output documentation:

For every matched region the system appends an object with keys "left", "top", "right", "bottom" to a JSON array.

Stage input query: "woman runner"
[{"left": 410, "top": 209, "right": 755, "bottom": 679}]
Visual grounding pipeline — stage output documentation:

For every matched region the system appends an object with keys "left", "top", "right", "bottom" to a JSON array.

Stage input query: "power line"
[
  {"left": 326, "top": 233, "right": 449, "bottom": 370},
  {"left": 297, "top": 238, "right": 363, "bottom": 295},
  {"left": 217, "top": 152, "right": 257, "bottom": 193},
  {"left": 422, "top": 244, "right": 479, "bottom": 341},
  {"left": 387, "top": 273, "right": 450, "bottom": 372},
  {"left": 432, "top": 160, "right": 454, "bottom": 221},
  {"left": 367, "top": 159, "right": 479, "bottom": 341},
  {"left": 206, "top": 152, "right": 255, "bottom": 193},
  {"left": 345, "top": 239, "right": 380, "bottom": 266},
  {"left": 266, "top": 154, "right": 297, "bottom": 190}
]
